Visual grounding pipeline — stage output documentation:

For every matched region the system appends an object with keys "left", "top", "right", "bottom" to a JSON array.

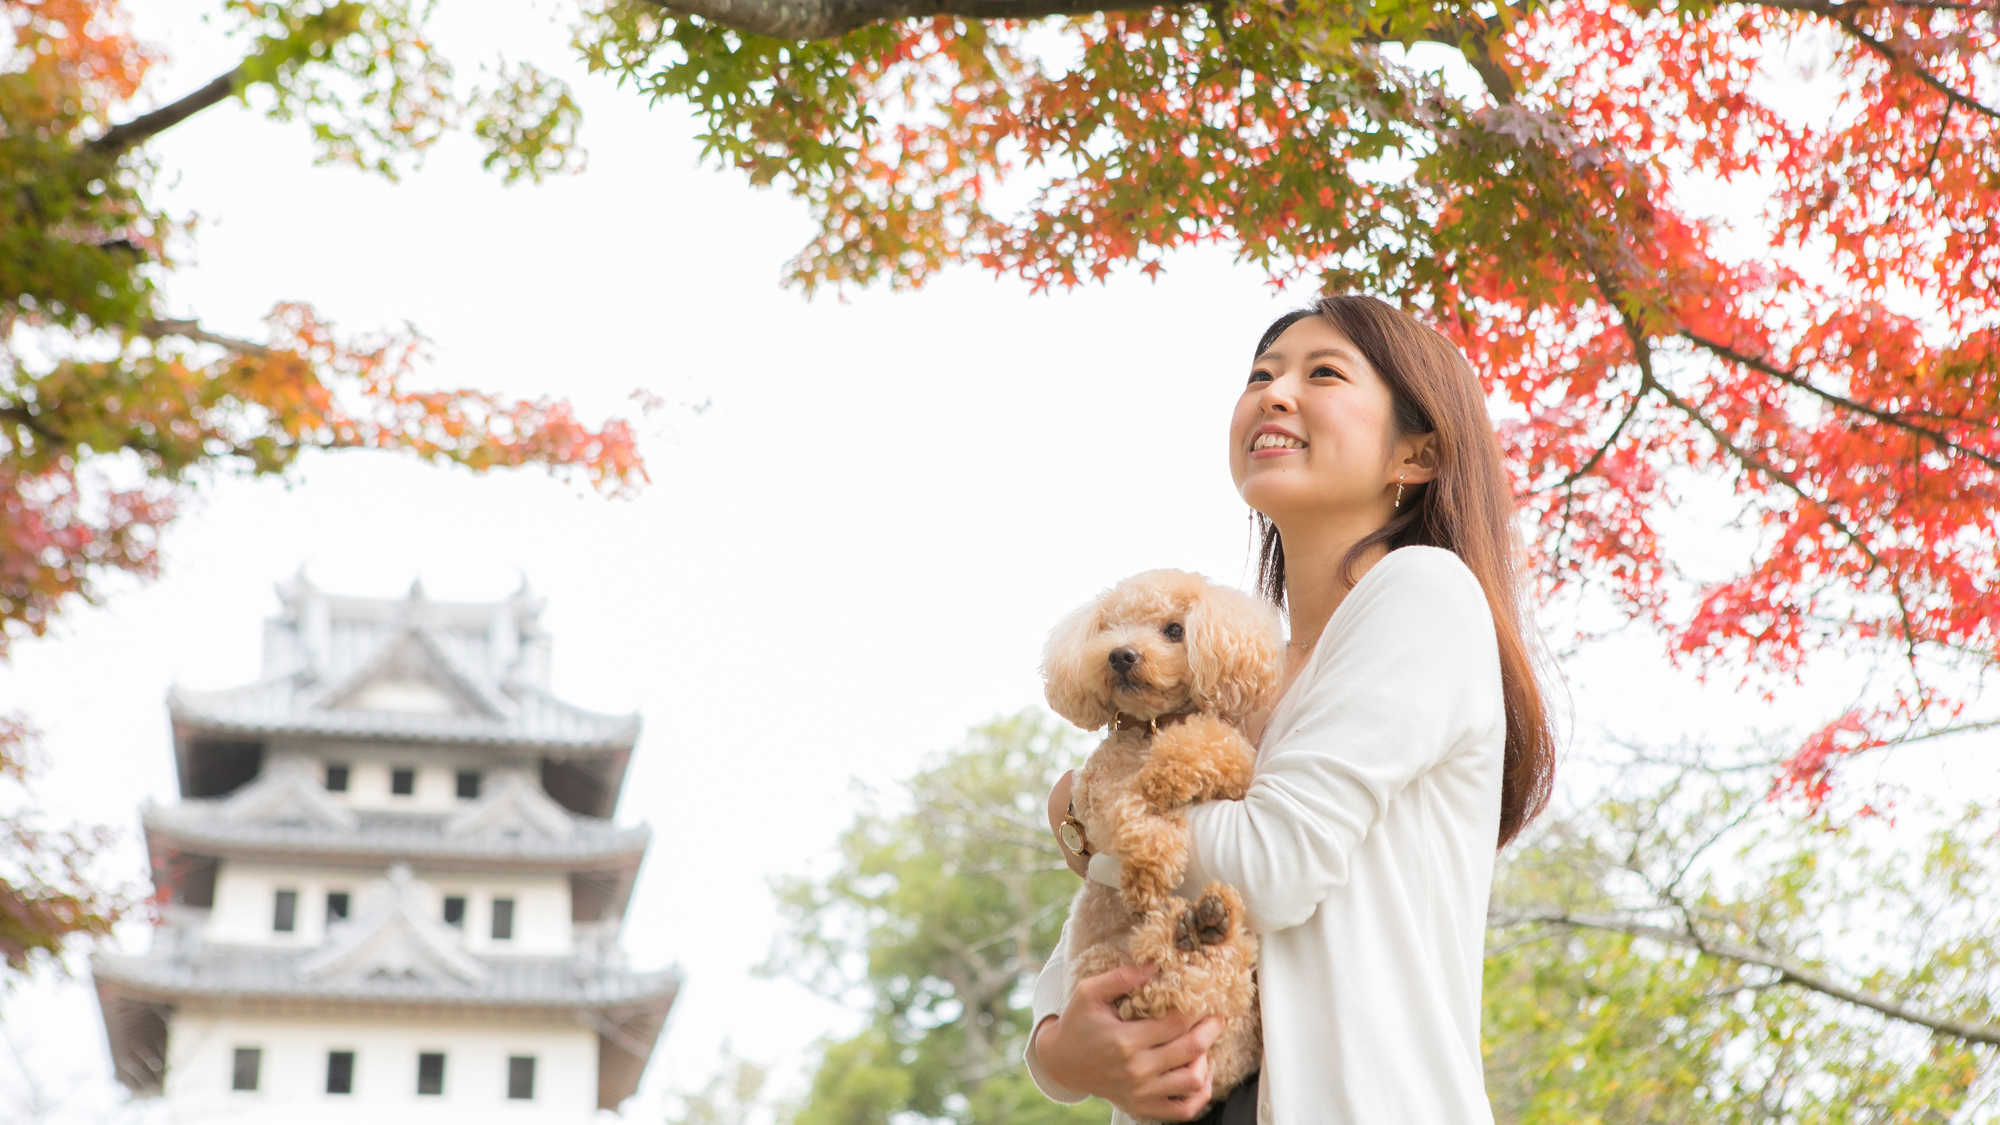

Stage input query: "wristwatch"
[{"left": 1059, "top": 800, "right": 1092, "bottom": 858}]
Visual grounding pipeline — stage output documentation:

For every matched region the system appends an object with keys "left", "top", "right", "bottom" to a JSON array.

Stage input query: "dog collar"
[{"left": 1112, "top": 711, "right": 1195, "bottom": 735}]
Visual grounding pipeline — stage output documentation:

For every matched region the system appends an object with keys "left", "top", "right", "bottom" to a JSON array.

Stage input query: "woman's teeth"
[{"left": 1253, "top": 433, "right": 1306, "bottom": 451}]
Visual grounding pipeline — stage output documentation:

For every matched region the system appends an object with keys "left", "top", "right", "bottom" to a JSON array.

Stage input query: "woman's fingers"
[
  {"left": 1126, "top": 1055, "right": 1216, "bottom": 1122},
  {"left": 1133, "top": 1014, "right": 1222, "bottom": 1072},
  {"left": 1076, "top": 962, "right": 1156, "bottom": 1006}
]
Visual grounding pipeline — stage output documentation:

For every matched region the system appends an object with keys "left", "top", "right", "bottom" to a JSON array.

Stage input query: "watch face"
[{"left": 1060, "top": 821, "right": 1087, "bottom": 854}]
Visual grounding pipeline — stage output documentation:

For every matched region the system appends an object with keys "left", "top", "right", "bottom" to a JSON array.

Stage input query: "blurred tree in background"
[
  {"left": 758, "top": 716, "right": 2000, "bottom": 1123},
  {"left": 1, "top": 0, "right": 644, "bottom": 974},
  {"left": 760, "top": 712, "right": 1104, "bottom": 1125},
  {"left": 1485, "top": 753, "right": 2000, "bottom": 1121}
]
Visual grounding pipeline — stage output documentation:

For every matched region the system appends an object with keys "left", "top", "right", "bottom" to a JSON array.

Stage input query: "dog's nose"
[{"left": 1108, "top": 647, "right": 1139, "bottom": 674}]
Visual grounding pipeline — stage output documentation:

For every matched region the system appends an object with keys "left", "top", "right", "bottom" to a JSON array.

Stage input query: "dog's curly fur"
[{"left": 1042, "top": 569, "right": 1283, "bottom": 1119}]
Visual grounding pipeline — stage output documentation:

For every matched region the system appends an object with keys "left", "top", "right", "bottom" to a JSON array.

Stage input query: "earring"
[{"left": 1394, "top": 473, "right": 1406, "bottom": 509}]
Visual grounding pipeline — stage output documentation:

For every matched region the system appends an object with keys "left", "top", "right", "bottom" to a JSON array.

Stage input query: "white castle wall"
[
  {"left": 209, "top": 861, "right": 574, "bottom": 956},
  {"left": 166, "top": 1011, "right": 597, "bottom": 1123}
]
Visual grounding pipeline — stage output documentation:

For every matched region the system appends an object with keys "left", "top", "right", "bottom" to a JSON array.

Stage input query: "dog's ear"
[
  {"left": 1042, "top": 595, "right": 1116, "bottom": 731},
  {"left": 1185, "top": 583, "right": 1284, "bottom": 724}
]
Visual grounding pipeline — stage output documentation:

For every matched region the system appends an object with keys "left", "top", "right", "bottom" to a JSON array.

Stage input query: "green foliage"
[
  {"left": 763, "top": 710, "right": 1105, "bottom": 1125},
  {"left": 1486, "top": 763, "right": 2000, "bottom": 1123},
  {"left": 471, "top": 58, "right": 586, "bottom": 182}
]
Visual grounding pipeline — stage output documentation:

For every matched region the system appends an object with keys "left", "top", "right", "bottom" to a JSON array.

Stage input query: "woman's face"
[{"left": 1229, "top": 316, "right": 1406, "bottom": 529}]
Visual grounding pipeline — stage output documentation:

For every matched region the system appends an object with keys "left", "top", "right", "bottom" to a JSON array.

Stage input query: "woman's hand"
[
  {"left": 1035, "top": 964, "right": 1225, "bottom": 1121},
  {"left": 1048, "top": 769, "right": 1089, "bottom": 879}
]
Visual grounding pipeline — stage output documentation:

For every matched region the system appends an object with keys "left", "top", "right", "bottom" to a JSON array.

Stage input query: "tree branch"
[
  {"left": 84, "top": 67, "right": 247, "bottom": 160},
  {"left": 1492, "top": 909, "right": 2000, "bottom": 1046},
  {"left": 139, "top": 319, "right": 270, "bottom": 356},
  {"left": 1743, "top": 0, "right": 2000, "bottom": 119},
  {"left": 637, "top": 0, "right": 1171, "bottom": 40},
  {"left": 1680, "top": 330, "right": 2000, "bottom": 472}
]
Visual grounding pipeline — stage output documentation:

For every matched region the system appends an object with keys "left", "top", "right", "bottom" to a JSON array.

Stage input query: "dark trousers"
[{"left": 1190, "top": 1071, "right": 1259, "bottom": 1125}]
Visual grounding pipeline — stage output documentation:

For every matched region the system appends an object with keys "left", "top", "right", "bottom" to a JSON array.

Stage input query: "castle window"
[
  {"left": 273, "top": 890, "right": 298, "bottom": 933},
  {"left": 416, "top": 1052, "right": 446, "bottom": 1096},
  {"left": 491, "top": 898, "right": 515, "bottom": 940},
  {"left": 507, "top": 1056, "right": 536, "bottom": 1100},
  {"left": 326, "top": 892, "right": 349, "bottom": 922},
  {"left": 324, "top": 763, "right": 349, "bottom": 792},
  {"left": 455, "top": 770, "right": 482, "bottom": 799},
  {"left": 390, "top": 768, "right": 416, "bottom": 796},
  {"left": 326, "top": 1050, "right": 355, "bottom": 1095},
  {"left": 442, "top": 896, "right": 466, "bottom": 927},
  {"left": 232, "top": 1047, "right": 261, "bottom": 1091}
]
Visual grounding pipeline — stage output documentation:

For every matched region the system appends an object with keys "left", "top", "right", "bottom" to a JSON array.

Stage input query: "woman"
[{"left": 1024, "top": 295, "right": 1557, "bottom": 1123}]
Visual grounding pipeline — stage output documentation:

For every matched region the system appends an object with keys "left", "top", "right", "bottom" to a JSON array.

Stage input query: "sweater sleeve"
[
  {"left": 1183, "top": 547, "right": 1502, "bottom": 933},
  {"left": 1022, "top": 920, "right": 1090, "bottom": 1104}
]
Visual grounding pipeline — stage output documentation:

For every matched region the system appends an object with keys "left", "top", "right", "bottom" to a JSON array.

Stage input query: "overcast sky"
[{"left": 3, "top": 1, "right": 1994, "bottom": 1120}]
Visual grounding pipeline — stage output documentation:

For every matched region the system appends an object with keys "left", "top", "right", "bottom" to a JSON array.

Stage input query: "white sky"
[{"left": 2, "top": 1, "right": 1995, "bottom": 1120}]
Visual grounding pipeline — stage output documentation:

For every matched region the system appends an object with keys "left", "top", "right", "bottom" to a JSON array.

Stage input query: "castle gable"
[
  {"left": 445, "top": 772, "right": 578, "bottom": 841},
  {"left": 299, "top": 863, "right": 488, "bottom": 987},
  {"left": 216, "top": 759, "right": 358, "bottom": 832},
  {"left": 318, "top": 627, "right": 506, "bottom": 719}
]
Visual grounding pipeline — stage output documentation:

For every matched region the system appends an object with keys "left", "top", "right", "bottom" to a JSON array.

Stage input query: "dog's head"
[{"left": 1041, "top": 569, "right": 1284, "bottom": 730}]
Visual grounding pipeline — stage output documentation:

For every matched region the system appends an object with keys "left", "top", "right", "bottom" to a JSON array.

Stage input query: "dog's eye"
[{"left": 1163, "top": 622, "right": 1185, "bottom": 642}]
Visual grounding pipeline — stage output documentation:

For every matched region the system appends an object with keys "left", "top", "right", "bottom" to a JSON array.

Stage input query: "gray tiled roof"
[
  {"left": 170, "top": 577, "right": 639, "bottom": 750},
  {"left": 143, "top": 805, "right": 650, "bottom": 867},
  {"left": 169, "top": 674, "right": 639, "bottom": 749},
  {"left": 92, "top": 946, "right": 680, "bottom": 1009}
]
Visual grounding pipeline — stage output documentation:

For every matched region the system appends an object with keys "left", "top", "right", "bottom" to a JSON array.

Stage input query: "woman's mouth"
[{"left": 1250, "top": 431, "right": 1307, "bottom": 457}]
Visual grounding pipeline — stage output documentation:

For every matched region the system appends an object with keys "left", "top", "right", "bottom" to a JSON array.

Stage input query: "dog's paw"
[
  {"left": 1172, "top": 891, "right": 1234, "bottom": 952},
  {"left": 1191, "top": 891, "right": 1232, "bottom": 945}
]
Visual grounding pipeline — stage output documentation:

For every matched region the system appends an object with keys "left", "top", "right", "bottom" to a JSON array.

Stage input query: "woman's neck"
[{"left": 1276, "top": 516, "right": 1390, "bottom": 649}]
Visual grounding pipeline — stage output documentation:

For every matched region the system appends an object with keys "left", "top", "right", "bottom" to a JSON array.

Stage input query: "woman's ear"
[
  {"left": 1184, "top": 584, "right": 1284, "bottom": 724},
  {"left": 1042, "top": 597, "right": 1116, "bottom": 730},
  {"left": 1396, "top": 432, "right": 1441, "bottom": 484}
]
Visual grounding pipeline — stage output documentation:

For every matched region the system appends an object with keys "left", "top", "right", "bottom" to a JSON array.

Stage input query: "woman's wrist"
[{"left": 1047, "top": 771, "right": 1089, "bottom": 878}]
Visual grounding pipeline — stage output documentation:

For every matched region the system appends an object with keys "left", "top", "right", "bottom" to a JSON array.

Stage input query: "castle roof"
[
  {"left": 94, "top": 949, "right": 678, "bottom": 1109},
  {"left": 95, "top": 862, "right": 678, "bottom": 1109},
  {"left": 169, "top": 575, "right": 640, "bottom": 814},
  {"left": 170, "top": 575, "right": 639, "bottom": 748}
]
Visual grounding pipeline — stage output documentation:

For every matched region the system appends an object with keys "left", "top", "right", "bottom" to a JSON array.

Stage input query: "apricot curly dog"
[{"left": 1042, "top": 569, "right": 1283, "bottom": 1118}]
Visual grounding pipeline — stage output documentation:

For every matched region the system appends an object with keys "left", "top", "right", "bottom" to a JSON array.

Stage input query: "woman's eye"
[
  {"left": 1163, "top": 622, "right": 1185, "bottom": 642},
  {"left": 1247, "top": 370, "right": 1273, "bottom": 385},
  {"left": 1311, "top": 365, "right": 1343, "bottom": 380}
]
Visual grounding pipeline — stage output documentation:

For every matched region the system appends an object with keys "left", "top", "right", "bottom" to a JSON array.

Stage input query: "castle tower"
[{"left": 92, "top": 575, "right": 678, "bottom": 1121}]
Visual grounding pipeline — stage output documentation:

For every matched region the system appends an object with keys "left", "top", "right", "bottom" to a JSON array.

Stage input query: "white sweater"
[{"left": 1025, "top": 546, "right": 1506, "bottom": 1124}]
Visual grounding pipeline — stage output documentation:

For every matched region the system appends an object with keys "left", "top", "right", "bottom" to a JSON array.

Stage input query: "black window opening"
[
  {"left": 324, "top": 763, "right": 350, "bottom": 792},
  {"left": 491, "top": 898, "right": 515, "bottom": 940},
  {"left": 390, "top": 767, "right": 416, "bottom": 796},
  {"left": 231, "top": 1047, "right": 261, "bottom": 1092},
  {"left": 455, "top": 769, "right": 482, "bottom": 799},
  {"left": 326, "top": 1050, "right": 355, "bottom": 1095},
  {"left": 326, "top": 892, "right": 350, "bottom": 922},
  {"left": 442, "top": 895, "right": 466, "bottom": 927},
  {"left": 507, "top": 1055, "right": 536, "bottom": 1100},
  {"left": 416, "top": 1052, "right": 446, "bottom": 1096},
  {"left": 273, "top": 890, "right": 298, "bottom": 933}
]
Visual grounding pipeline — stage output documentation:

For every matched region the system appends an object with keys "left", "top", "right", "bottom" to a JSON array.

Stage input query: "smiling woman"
[{"left": 1027, "top": 295, "right": 1558, "bottom": 1125}]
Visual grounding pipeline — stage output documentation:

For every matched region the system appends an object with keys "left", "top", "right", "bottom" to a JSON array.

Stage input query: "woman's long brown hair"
[{"left": 1252, "top": 295, "right": 1557, "bottom": 848}]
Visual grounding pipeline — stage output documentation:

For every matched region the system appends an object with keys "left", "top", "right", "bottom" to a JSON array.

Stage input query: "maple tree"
[
  {"left": 565, "top": 0, "right": 1998, "bottom": 809},
  {"left": 1, "top": 0, "right": 639, "bottom": 971}
]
